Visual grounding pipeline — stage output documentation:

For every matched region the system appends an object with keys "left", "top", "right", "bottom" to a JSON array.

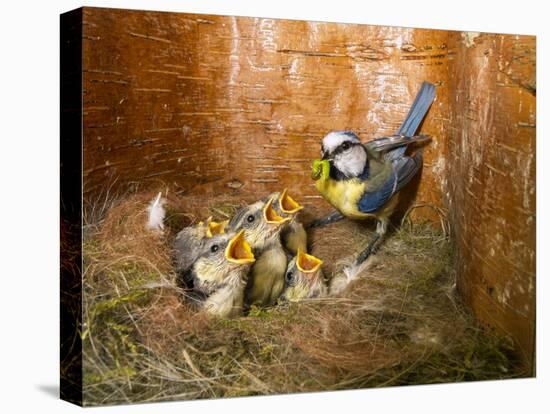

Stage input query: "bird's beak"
[
  {"left": 206, "top": 219, "right": 229, "bottom": 237},
  {"left": 279, "top": 188, "right": 304, "bottom": 214},
  {"left": 263, "top": 198, "right": 291, "bottom": 225},
  {"left": 225, "top": 230, "right": 255, "bottom": 264},
  {"left": 296, "top": 249, "right": 323, "bottom": 274}
]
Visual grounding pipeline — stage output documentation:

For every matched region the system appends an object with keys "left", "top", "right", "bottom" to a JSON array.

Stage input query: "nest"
[{"left": 81, "top": 189, "right": 524, "bottom": 406}]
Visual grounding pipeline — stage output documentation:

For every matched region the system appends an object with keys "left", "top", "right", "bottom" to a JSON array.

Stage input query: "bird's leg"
[
  {"left": 307, "top": 210, "right": 345, "bottom": 229},
  {"left": 356, "top": 219, "right": 388, "bottom": 264}
]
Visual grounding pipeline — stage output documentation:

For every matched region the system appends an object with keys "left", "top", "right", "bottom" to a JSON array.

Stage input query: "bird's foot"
[
  {"left": 356, "top": 246, "right": 376, "bottom": 265},
  {"left": 307, "top": 211, "right": 345, "bottom": 229},
  {"left": 355, "top": 232, "right": 382, "bottom": 265}
]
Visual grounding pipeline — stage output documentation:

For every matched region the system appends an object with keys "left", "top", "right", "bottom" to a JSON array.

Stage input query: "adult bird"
[{"left": 310, "top": 81, "right": 436, "bottom": 264}]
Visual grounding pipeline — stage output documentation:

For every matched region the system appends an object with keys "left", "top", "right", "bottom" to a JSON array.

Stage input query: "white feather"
[
  {"left": 329, "top": 255, "right": 377, "bottom": 295},
  {"left": 146, "top": 192, "right": 166, "bottom": 232}
]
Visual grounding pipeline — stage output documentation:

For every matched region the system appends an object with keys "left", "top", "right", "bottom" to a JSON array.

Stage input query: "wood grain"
[
  {"left": 82, "top": 7, "right": 449, "bottom": 213},
  {"left": 447, "top": 32, "right": 536, "bottom": 370},
  {"left": 80, "top": 7, "right": 536, "bottom": 372}
]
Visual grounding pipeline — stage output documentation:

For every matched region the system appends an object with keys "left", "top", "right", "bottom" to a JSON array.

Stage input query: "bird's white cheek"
[
  {"left": 336, "top": 150, "right": 366, "bottom": 177},
  {"left": 334, "top": 156, "right": 357, "bottom": 177},
  {"left": 334, "top": 157, "right": 346, "bottom": 174}
]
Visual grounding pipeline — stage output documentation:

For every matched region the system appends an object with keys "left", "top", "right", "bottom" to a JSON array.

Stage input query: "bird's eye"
[
  {"left": 246, "top": 215, "right": 255, "bottom": 223},
  {"left": 210, "top": 244, "right": 219, "bottom": 253},
  {"left": 342, "top": 142, "right": 350, "bottom": 150},
  {"left": 286, "top": 271, "right": 293, "bottom": 283}
]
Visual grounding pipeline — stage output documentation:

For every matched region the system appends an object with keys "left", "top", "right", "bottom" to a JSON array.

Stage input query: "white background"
[{"left": 0, "top": 0, "right": 546, "bottom": 412}]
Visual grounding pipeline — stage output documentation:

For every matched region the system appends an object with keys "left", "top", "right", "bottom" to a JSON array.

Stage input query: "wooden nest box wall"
[{"left": 76, "top": 8, "right": 536, "bottom": 371}]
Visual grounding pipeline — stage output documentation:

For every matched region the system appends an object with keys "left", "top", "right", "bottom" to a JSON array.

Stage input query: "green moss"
[
  {"left": 84, "top": 366, "right": 137, "bottom": 385},
  {"left": 90, "top": 289, "right": 149, "bottom": 317}
]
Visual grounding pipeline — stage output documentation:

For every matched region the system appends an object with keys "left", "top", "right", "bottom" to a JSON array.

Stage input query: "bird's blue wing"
[
  {"left": 357, "top": 173, "right": 397, "bottom": 213},
  {"left": 393, "top": 151, "right": 423, "bottom": 193},
  {"left": 357, "top": 152, "right": 423, "bottom": 214},
  {"left": 365, "top": 134, "right": 431, "bottom": 158}
]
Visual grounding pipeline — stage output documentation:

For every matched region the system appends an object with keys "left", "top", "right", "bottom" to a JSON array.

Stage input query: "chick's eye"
[
  {"left": 342, "top": 142, "right": 350, "bottom": 150},
  {"left": 210, "top": 244, "right": 219, "bottom": 253},
  {"left": 246, "top": 215, "right": 255, "bottom": 223},
  {"left": 286, "top": 272, "right": 293, "bottom": 283}
]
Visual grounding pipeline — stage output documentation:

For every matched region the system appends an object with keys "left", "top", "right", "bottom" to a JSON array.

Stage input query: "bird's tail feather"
[{"left": 397, "top": 81, "right": 436, "bottom": 138}]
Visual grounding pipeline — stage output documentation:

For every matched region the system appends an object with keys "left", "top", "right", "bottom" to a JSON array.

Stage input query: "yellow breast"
[{"left": 315, "top": 177, "right": 373, "bottom": 219}]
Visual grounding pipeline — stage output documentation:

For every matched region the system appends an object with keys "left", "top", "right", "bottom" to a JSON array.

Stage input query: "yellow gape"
[
  {"left": 278, "top": 188, "right": 307, "bottom": 255},
  {"left": 206, "top": 219, "right": 229, "bottom": 238},
  {"left": 224, "top": 230, "right": 255, "bottom": 265},
  {"left": 281, "top": 249, "right": 326, "bottom": 302},
  {"left": 296, "top": 249, "right": 323, "bottom": 274}
]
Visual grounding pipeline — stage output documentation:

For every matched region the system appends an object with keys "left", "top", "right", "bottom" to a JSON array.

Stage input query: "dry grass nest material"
[{"left": 81, "top": 190, "right": 525, "bottom": 406}]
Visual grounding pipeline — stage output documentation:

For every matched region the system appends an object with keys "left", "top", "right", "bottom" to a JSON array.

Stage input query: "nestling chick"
[
  {"left": 228, "top": 196, "right": 290, "bottom": 307},
  {"left": 282, "top": 249, "right": 326, "bottom": 302},
  {"left": 172, "top": 217, "right": 229, "bottom": 278},
  {"left": 184, "top": 230, "right": 255, "bottom": 318},
  {"left": 269, "top": 188, "right": 307, "bottom": 255}
]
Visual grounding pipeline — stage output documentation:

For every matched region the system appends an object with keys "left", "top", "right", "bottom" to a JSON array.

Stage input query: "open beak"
[
  {"left": 225, "top": 230, "right": 255, "bottom": 264},
  {"left": 263, "top": 197, "right": 291, "bottom": 225},
  {"left": 279, "top": 188, "right": 304, "bottom": 214},
  {"left": 296, "top": 249, "right": 323, "bottom": 274},
  {"left": 206, "top": 219, "right": 229, "bottom": 237},
  {"left": 198, "top": 215, "right": 214, "bottom": 227}
]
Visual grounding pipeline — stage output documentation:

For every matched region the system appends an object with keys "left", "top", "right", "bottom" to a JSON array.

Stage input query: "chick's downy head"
[
  {"left": 192, "top": 230, "right": 255, "bottom": 296},
  {"left": 173, "top": 220, "right": 208, "bottom": 273},
  {"left": 282, "top": 249, "right": 326, "bottom": 302},
  {"left": 173, "top": 217, "right": 230, "bottom": 273},
  {"left": 228, "top": 196, "right": 290, "bottom": 250}
]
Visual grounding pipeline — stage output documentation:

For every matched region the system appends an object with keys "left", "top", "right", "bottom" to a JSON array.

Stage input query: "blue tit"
[
  {"left": 172, "top": 216, "right": 229, "bottom": 286},
  {"left": 267, "top": 188, "right": 307, "bottom": 256},
  {"left": 184, "top": 230, "right": 255, "bottom": 318},
  {"left": 281, "top": 249, "right": 326, "bottom": 302},
  {"left": 311, "top": 81, "right": 436, "bottom": 264},
  {"left": 228, "top": 196, "right": 291, "bottom": 307}
]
